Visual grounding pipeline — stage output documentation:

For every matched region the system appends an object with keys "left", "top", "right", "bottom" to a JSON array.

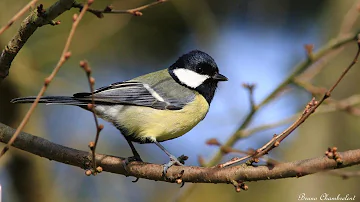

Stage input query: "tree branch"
[
  {"left": 0, "top": 0, "right": 169, "bottom": 83},
  {"left": 205, "top": 31, "right": 360, "bottom": 167},
  {"left": 220, "top": 34, "right": 360, "bottom": 168},
  {"left": 0, "top": 122, "right": 359, "bottom": 184},
  {"left": 0, "top": 0, "right": 39, "bottom": 35},
  {"left": 0, "top": 0, "right": 92, "bottom": 158},
  {"left": 79, "top": 60, "right": 104, "bottom": 174},
  {"left": 73, "top": 0, "right": 168, "bottom": 18},
  {"left": 0, "top": 0, "right": 75, "bottom": 83}
]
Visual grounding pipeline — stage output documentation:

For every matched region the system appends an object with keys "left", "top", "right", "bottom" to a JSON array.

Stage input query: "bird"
[{"left": 11, "top": 50, "right": 228, "bottom": 174}]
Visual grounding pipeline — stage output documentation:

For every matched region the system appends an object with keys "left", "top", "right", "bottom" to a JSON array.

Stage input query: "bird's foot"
[
  {"left": 122, "top": 155, "right": 143, "bottom": 183},
  {"left": 122, "top": 155, "right": 143, "bottom": 169},
  {"left": 163, "top": 154, "right": 188, "bottom": 175}
]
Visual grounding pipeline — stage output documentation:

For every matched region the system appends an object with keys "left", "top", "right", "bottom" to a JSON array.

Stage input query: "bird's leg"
[
  {"left": 154, "top": 141, "right": 187, "bottom": 175},
  {"left": 122, "top": 139, "right": 143, "bottom": 183},
  {"left": 124, "top": 139, "right": 143, "bottom": 164}
]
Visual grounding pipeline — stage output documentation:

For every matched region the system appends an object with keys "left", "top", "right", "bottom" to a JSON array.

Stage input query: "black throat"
[{"left": 168, "top": 68, "right": 217, "bottom": 105}]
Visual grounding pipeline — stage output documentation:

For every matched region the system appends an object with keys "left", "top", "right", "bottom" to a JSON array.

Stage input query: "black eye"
[{"left": 196, "top": 66, "right": 203, "bottom": 73}]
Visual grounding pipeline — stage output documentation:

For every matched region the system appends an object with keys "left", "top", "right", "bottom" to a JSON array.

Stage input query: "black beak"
[{"left": 212, "top": 73, "right": 228, "bottom": 81}]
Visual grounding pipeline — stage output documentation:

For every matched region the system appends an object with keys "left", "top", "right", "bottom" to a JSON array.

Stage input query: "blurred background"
[{"left": 1, "top": 0, "right": 360, "bottom": 201}]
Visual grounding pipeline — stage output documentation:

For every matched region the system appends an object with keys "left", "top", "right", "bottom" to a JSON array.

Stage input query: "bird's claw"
[
  {"left": 122, "top": 155, "right": 143, "bottom": 170},
  {"left": 163, "top": 154, "right": 188, "bottom": 175},
  {"left": 177, "top": 155, "right": 188, "bottom": 164},
  {"left": 122, "top": 156, "right": 143, "bottom": 183}
]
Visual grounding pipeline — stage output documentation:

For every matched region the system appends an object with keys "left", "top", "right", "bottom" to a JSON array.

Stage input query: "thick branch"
[
  {"left": 0, "top": 122, "right": 359, "bottom": 184},
  {"left": 0, "top": 0, "right": 75, "bottom": 83}
]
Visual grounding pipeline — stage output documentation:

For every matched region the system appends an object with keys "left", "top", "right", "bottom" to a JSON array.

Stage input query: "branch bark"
[
  {"left": 1, "top": 122, "right": 359, "bottom": 184},
  {"left": 0, "top": 0, "right": 169, "bottom": 84},
  {"left": 0, "top": 0, "right": 74, "bottom": 83}
]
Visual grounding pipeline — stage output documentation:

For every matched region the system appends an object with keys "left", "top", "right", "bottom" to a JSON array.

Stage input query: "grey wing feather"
[{"left": 74, "top": 81, "right": 189, "bottom": 110}]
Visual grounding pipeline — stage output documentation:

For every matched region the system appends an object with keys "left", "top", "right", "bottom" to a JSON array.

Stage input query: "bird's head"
[{"left": 169, "top": 50, "right": 228, "bottom": 104}]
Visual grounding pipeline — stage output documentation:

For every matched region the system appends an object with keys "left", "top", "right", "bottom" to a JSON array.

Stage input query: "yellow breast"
[{"left": 116, "top": 93, "right": 209, "bottom": 142}]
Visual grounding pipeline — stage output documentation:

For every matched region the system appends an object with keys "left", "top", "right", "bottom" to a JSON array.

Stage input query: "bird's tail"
[{"left": 11, "top": 96, "right": 86, "bottom": 105}]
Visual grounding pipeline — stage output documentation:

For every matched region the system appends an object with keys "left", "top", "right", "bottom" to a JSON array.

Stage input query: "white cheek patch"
[{"left": 173, "top": 68, "right": 210, "bottom": 88}]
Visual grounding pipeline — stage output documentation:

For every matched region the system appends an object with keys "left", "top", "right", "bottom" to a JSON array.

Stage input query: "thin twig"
[
  {"left": 0, "top": 0, "right": 93, "bottom": 158},
  {"left": 0, "top": 0, "right": 38, "bottom": 35},
  {"left": 73, "top": 0, "right": 168, "bottom": 18},
  {"left": 205, "top": 32, "right": 359, "bottom": 167},
  {"left": 242, "top": 83, "right": 257, "bottom": 111},
  {"left": 297, "top": 0, "right": 360, "bottom": 83},
  {"left": 296, "top": 48, "right": 344, "bottom": 82},
  {"left": 293, "top": 79, "right": 360, "bottom": 115},
  {"left": 79, "top": 60, "right": 104, "bottom": 175},
  {"left": 220, "top": 35, "right": 360, "bottom": 168},
  {"left": 0, "top": 0, "right": 75, "bottom": 83},
  {"left": 293, "top": 78, "right": 327, "bottom": 96},
  {"left": 242, "top": 94, "right": 360, "bottom": 138},
  {"left": 205, "top": 138, "right": 279, "bottom": 164}
]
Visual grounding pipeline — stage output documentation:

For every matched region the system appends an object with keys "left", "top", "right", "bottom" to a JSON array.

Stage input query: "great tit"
[{"left": 11, "top": 50, "right": 228, "bottom": 174}]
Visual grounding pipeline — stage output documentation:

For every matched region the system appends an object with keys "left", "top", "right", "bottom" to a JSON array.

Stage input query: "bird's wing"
[{"left": 73, "top": 81, "right": 191, "bottom": 110}]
